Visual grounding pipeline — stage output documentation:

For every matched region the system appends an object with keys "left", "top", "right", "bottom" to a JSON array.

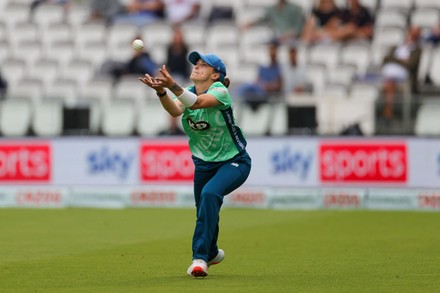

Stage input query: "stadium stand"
[{"left": 0, "top": 0, "right": 439, "bottom": 137}]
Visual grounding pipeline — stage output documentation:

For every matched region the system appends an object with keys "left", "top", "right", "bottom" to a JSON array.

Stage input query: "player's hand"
[
  {"left": 154, "top": 65, "right": 176, "bottom": 89},
  {"left": 139, "top": 73, "right": 164, "bottom": 93}
]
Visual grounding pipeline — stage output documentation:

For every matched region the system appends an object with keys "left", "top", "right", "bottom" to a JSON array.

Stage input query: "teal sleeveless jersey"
[{"left": 180, "top": 82, "right": 247, "bottom": 162}]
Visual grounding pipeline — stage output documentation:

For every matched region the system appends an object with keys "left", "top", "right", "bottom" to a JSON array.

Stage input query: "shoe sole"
[{"left": 191, "top": 266, "right": 208, "bottom": 277}]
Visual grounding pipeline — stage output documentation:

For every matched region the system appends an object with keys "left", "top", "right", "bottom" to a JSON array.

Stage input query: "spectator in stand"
[
  {"left": 113, "top": 0, "right": 165, "bottom": 27},
  {"left": 281, "top": 44, "right": 309, "bottom": 95},
  {"left": 236, "top": 40, "right": 283, "bottom": 110},
  {"left": 30, "top": 0, "right": 72, "bottom": 16},
  {"left": 333, "top": 0, "right": 374, "bottom": 42},
  {"left": 101, "top": 36, "right": 158, "bottom": 83},
  {"left": 241, "top": 0, "right": 305, "bottom": 45},
  {"left": 162, "top": 0, "right": 201, "bottom": 26},
  {"left": 0, "top": 70, "right": 7, "bottom": 99},
  {"left": 301, "top": 0, "right": 341, "bottom": 44},
  {"left": 166, "top": 26, "right": 190, "bottom": 83},
  {"left": 423, "top": 24, "right": 440, "bottom": 46},
  {"left": 381, "top": 26, "right": 422, "bottom": 120},
  {"left": 89, "top": 0, "right": 124, "bottom": 25}
]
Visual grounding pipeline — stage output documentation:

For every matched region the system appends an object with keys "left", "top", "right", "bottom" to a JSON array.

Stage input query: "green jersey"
[{"left": 180, "top": 82, "right": 247, "bottom": 162}]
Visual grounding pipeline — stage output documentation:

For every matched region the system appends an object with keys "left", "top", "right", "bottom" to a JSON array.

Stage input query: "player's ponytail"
[{"left": 221, "top": 77, "right": 230, "bottom": 88}]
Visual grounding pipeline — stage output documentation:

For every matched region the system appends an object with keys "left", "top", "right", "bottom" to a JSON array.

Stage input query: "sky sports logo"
[
  {"left": 0, "top": 144, "right": 51, "bottom": 181},
  {"left": 320, "top": 143, "right": 407, "bottom": 183}
]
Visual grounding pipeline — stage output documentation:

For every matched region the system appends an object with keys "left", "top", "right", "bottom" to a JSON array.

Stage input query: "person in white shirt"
[{"left": 162, "top": 0, "right": 201, "bottom": 25}]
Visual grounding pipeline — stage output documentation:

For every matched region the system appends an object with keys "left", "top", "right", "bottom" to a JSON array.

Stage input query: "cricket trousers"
[{"left": 191, "top": 151, "right": 252, "bottom": 262}]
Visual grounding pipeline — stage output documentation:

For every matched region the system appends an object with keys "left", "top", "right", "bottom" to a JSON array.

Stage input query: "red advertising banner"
[
  {"left": 140, "top": 142, "right": 194, "bottom": 182},
  {"left": 320, "top": 142, "right": 407, "bottom": 183},
  {"left": 0, "top": 144, "right": 51, "bottom": 182}
]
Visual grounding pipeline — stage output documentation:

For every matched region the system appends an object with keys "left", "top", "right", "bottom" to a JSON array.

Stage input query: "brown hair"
[{"left": 221, "top": 77, "right": 230, "bottom": 88}]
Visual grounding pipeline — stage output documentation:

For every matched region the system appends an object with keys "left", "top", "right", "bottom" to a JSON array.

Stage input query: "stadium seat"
[
  {"left": 417, "top": 45, "right": 433, "bottom": 84},
  {"left": 32, "top": 99, "right": 64, "bottom": 136},
  {"left": 7, "top": 78, "right": 44, "bottom": 103},
  {"left": 44, "top": 41, "right": 76, "bottom": 68},
  {"left": 240, "top": 44, "right": 270, "bottom": 66},
  {"left": 410, "top": 8, "right": 440, "bottom": 29},
  {"left": 269, "top": 102, "right": 288, "bottom": 136},
  {"left": 240, "top": 25, "right": 273, "bottom": 49},
  {"left": 66, "top": 4, "right": 91, "bottom": 29},
  {"left": 107, "top": 43, "right": 133, "bottom": 63},
  {"left": 215, "top": 45, "right": 240, "bottom": 69},
  {"left": 320, "top": 83, "right": 350, "bottom": 98},
  {"left": 149, "top": 44, "right": 167, "bottom": 65},
  {"left": 114, "top": 76, "right": 152, "bottom": 106},
  {"left": 101, "top": 99, "right": 137, "bottom": 136},
  {"left": 141, "top": 22, "right": 173, "bottom": 48},
  {"left": 326, "top": 64, "right": 356, "bottom": 87},
  {"left": 206, "top": 24, "right": 240, "bottom": 51},
  {"left": 238, "top": 103, "right": 272, "bottom": 136},
  {"left": 11, "top": 40, "right": 43, "bottom": 68},
  {"left": 45, "top": 78, "right": 78, "bottom": 105},
  {"left": 62, "top": 59, "right": 95, "bottom": 90},
  {"left": 414, "top": 103, "right": 440, "bottom": 136},
  {"left": 0, "top": 42, "right": 10, "bottom": 64},
  {"left": 305, "top": 64, "right": 327, "bottom": 95},
  {"left": 380, "top": 0, "right": 414, "bottom": 12},
  {"left": 75, "top": 22, "right": 108, "bottom": 50},
  {"left": 8, "top": 22, "right": 40, "bottom": 49},
  {"left": 372, "top": 27, "right": 406, "bottom": 48},
  {"left": 375, "top": 9, "right": 408, "bottom": 29},
  {"left": 340, "top": 44, "right": 372, "bottom": 75},
  {"left": 236, "top": 6, "right": 265, "bottom": 26},
  {"left": 180, "top": 21, "right": 206, "bottom": 48},
  {"left": 42, "top": 23, "right": 73, "bottom": 50},
  {"left": 79, "top": 78, "right": 114, "bottom": 104},
  {"left": 414, "top": 0, "right": 440, "bottom": 9},
  {"left": 0, "top": 98, "right": 32, "bottom": 136},
  {"left": 107, "top": 23, "right": 139, "bottom": 51},
  {"left": 137, "top": 100, "right": 172, "bottom": 136},
  {"left": 350, "top": 83, "right": 380, "bottom": 101},
  {"left": 1, "top": 58, "right": 26, "bottom": 90},
  {"left": 2, "top": 3, "right": 30, "bottom": 29},
  {"left": 28, "top": 58, "right": 60, "bottom": 92},
  {"left": 308, "top": 44, "right": 341, "bottom": 71},
  {"left": 77, "top": 41, "right": 109, "bottom": 70},
  {"left": 32, "top": 3, "right": 65, "bottom": 29},
  {"left": 428, "top": 48, "right": 440, "bottom": 86}
]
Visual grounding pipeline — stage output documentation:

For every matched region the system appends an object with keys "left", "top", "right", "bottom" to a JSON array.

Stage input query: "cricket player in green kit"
[{"left": 139, "top": 51, "right": 252, "bottom": 278}]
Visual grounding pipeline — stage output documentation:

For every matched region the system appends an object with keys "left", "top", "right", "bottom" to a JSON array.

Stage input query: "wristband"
[
  {"left": 177, "top": 89, "right": 198, "bottom": 107},
  {"left": 156, "top": 90, "right": 167, "bottom": 98}
]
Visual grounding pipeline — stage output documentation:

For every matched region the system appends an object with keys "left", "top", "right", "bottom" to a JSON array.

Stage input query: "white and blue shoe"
[{"left": 208, "top": 249, "right": 225, "bottom": 267}]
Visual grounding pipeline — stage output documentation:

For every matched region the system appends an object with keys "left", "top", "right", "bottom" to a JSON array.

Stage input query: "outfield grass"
[{"left": 0, "top": 208, "right": 439, "bottom": 292}]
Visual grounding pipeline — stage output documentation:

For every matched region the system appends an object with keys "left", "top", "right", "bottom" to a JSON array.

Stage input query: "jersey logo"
[
  {"left": 231, "top": 163, "right": 239, "bottom": 167},
  {"left": 187, "top": 118, "right": 211, "bottom": 131}
]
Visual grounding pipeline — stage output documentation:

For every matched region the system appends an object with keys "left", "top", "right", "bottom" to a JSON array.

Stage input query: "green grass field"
[{"left": 1, "top": 208, "right": 439, "bottom": 293}]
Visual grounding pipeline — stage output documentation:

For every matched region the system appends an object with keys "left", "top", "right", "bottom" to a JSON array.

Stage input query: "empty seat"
[
  {"left": 66, "top": 4, "right": 91, "bottom": 29},
  {"left": 380, "top": 0, "right": 414, "bottom": 12},
  {"left": 240, "top": 44, "right": 270, "bottom": 66},
  {"left": 8, "top": 22, "right": 40, "bottom": 48},
  {"left": 340, "top": 44, "right": 372, "bottom": 75},
  {"left": 7, "top": 78, "right": 44, "bottom": 103},
  {"left": 32, "top": 3, "right": 65, "bottom": 28},
  {"left": 75, "top": 22, "right": 107, "bottom": 50},
  {"left": 42, "top": 23, "right": 73, "bottom": 50},
  {"left": 326, "top": 65, "right": 356, "bottom": 86},
  {"left": 45, "top": 78, "right": 78, "bottom": 105},
  {"left": 180, "top": 21, "right": 206, "bottom": 48},
  {"left": 372, "top": 27, "right": 406, "bottom": 48},
  {"left": 238, "top": 103, "right": 272, "bottom": 136},
  {"left": 428, "top": 48, "right": 440, "bottom": 86},
  {"left": 114, "top": 77, "right": 151, "bottom": 105},
  {"left": 410, "top": 8, "right": 440, "bottom": 29},
  {"left": 375, "top": 9, "right": 408, "bottom": 29},
  {"left": 0, "top": 98, "right": 32, "bottom": 136},
  {"left": 32, "top": 100, "right": 63, "bottom": 136},
  {"left": 11, "top": 40, "right": 43, "bottom": 67},
  {"left": 79, "top": 78, "right": 114, "bottom": 103},
  {"left": 414, "top": 103, "right": 440, "bottom": 136},
  {"left": 308, "top": 44, "right": 341, "bottom": 70},
  {"left": 206, "top": 24, "right": 240, "bottom": 51},
  {"left": 77, "top": 41, "right": 109, "bottom": 70},
  {"left": 0, "top": 42, "right": 9, "bottom": 64},
  {"left": 350, "top": 83, "right": 380, "bottom": 100},
  {"left": 2, "top": 3, "right": 30, "bottom": 29},
  {"left": 141, "top": 22, "right": 173, "bottom": 47},
  {"left": 101, "top": 99, "right": 137, "bottom": 136},
  {"left": 62, "top": 59, "right": 95, "bottom": 89},
  {"left": 1, "top": 58, "right": 26, "bottom": 89},
  {"left": 107, "top": 23, "right": 139, "bottom": 50},
  {"left": 44, "top": 41, "right": 76, "bottom": 68},
  {"left": 269, "top": 102, "right": 288, "bottom": 136},
  {"left": 305, "top": 64, "right": 327, "bottom": 94},
  {"left": 137, "top": 100, "right": 172, "bottom": 136},
  {"left": 414, "top": 0, "right": 440, "bottom": 9},
  {"left": 240, "top": 25, "right": 273, "bottom": 49},
  {"left": 28, "top": 58, "right": 60, "bottom": 91}
]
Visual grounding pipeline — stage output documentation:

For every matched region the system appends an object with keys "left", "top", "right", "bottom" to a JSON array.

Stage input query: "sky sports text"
[{"left": 87, "top": 146, "right": 134, "bottom": 180}]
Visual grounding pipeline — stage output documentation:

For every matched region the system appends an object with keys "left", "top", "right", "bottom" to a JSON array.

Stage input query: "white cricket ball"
[{"left": 132, "top": 39, "right": 144, "bottom": 51}]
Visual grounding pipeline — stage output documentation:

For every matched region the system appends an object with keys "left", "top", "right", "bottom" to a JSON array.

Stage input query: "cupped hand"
[
  {"left": 154, "top": 65, "right": 176, "bottom": 89},
  {"left": 139, "top": 73, "right": 164, "bottom": 93}
]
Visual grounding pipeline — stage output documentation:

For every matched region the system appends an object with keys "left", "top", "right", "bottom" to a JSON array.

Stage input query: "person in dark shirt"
[
  {"left": 334, "top": 0, "right": 374, "bottom": 42},
  {"left": 166, "top": 26, "right": 190, "bottom": 83},
  {"left": 301, "top": 0, "right": 341, "bottom": 44}
]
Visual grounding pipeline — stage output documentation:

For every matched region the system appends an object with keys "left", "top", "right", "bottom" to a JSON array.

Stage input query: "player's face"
[{"left": 190, "top": 59, "right": 218, "bottom": 83}]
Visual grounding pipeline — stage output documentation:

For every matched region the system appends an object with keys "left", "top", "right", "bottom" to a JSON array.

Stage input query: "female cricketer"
[{"left": 139, "top": 51, "right": 252, "bottom": 277}]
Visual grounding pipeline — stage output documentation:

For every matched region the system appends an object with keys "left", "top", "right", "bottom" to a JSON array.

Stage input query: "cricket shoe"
[
  {"left": 187, "top": 259, "right": 208, "bottom": 277},
  {"left": 208, "top": 249, "right": 225, "bottom": 267}
]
